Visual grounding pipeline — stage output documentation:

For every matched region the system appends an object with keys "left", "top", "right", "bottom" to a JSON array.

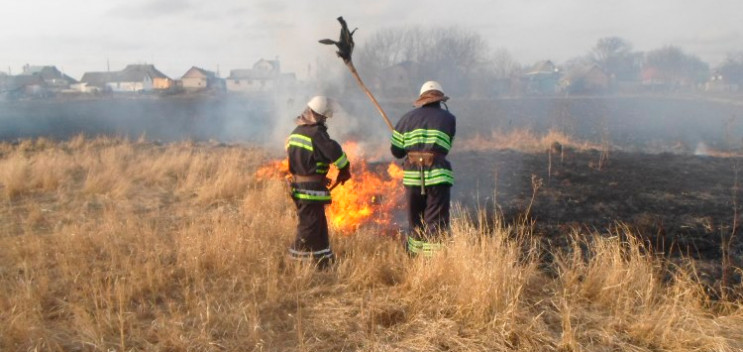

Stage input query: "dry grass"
[
  {"left": 457, "top": 129, "right": 606, "bottom": 154},
  {"left": 1, "top": 136, "right": 742, "bottom": 351}
]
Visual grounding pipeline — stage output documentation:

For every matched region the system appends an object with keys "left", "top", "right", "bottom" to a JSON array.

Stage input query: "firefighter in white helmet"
[
  {"left": 285, "top": 96, "right": 351, "bottom": 268},
  {"left": 390, "top": 81, "right": 456, "bottom": 256}
]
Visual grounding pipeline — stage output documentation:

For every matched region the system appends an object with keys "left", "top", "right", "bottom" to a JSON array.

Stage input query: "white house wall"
[
  {"left": 106, "top": 80, "right": 153, "bottom": 93},
  {"left": 225, "top": 79, "right": 275, "bottom": 93},
  {"left": 71, "top": 82, "right": 100, "bottom": 93}
]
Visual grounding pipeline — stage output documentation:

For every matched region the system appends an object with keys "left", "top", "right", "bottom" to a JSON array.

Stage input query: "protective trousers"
[
  {"left": 289, "top": 200, "right": 334, "bottom": 265},
  {"left": 405, "top": 184, "right": 451, "bottom": 256}
]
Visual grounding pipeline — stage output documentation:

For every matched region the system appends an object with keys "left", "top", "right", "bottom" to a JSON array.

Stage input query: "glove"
[{"left": 336, "top": 164, "right": 352, "bottom": 185}]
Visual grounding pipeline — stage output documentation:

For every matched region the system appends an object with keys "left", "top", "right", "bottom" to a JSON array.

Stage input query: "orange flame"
[
  {"left": 255, "top": 142, "right": 404, "bottom": 234},
  {"left": 255, "top": 159, "right": 289, "bottom": 180}
]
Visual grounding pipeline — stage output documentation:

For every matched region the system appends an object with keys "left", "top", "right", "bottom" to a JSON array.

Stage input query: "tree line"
[{"left": 317, "top": 25, "right": 743, "bottom": 98}]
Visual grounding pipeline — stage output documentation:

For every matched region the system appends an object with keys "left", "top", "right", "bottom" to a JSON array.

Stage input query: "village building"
[
  {"left": 114, "top": 64, "right": 173, "bottom": 92},
  {"left": 180, "top": 66, "right": 224, "bottom": 92},
  {"left": 1, "top": 65, "right": 78, "bottom": 98},
  {"left": 75, "top": 72, "right": 114, "bottom": 93},
  {"left": 21, "top": 65, "right": 78, "bottom": 91},
  {"left": 225, "top": 58, "right": 296, "bottom": 94},
  {"left": 640, "top": 65, "right": 702, "bottom": 92},
  {"left": 640, "top": 67, "right": 670, "bottom": 91},
  {"left": 559, "top": 63, "right": 610, "bottom": 94},
  {"left": 705, "top": 70, "right": 739, "bottom": 93},
  {"left": 6, "top": 74, "right": 47, "bottom": 98},
  {"left": 78, "top": 64, "right": 173, "bottom": 93},
  {"left": 524, "top": 60, "right": 560, "bottom": 95}
]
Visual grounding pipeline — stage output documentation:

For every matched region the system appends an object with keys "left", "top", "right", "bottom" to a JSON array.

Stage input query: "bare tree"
[
  {"left": 591, "top": 37, "right": 631, "bottom": 64},
  {"left": 354, "top": 26, "right": 492, "bottom": 97},
  {"left": 590, "top": 37, "right": 641, "bottom": 81},
  {"left": 645, "top": 46, "right": 709, "bottom": 86},
  {"left": 491, "top": 48, "right": 521, "bottom": 79},
  {"left": 562, "top": 56, "right": 592, "bottom": 73}
]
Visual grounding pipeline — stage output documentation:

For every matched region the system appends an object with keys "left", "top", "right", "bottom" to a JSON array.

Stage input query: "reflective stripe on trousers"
[
  {"left": 292, "top": 187, "right": 331, "bottom": 202},
  {"left": 406, "top": 236, "right": 444, "bottom": 257},
  {"left": 288, "top": 247, "right": 334, "bottom": 261}
]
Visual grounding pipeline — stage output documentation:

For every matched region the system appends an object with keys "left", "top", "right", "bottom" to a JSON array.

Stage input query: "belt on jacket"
[
  {"left": 406, "top": 151, "right": 443, "bottom": 195},
  {"left": 406, "top": 151, "right": 442, "bottom": 168},
  {"left": 292, "top": 174, "right": 325, "bottom": 183}
]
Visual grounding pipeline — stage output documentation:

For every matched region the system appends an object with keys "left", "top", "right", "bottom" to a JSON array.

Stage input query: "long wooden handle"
[{"left": 345, "top": 61, "right": 394, "bottom": 132}]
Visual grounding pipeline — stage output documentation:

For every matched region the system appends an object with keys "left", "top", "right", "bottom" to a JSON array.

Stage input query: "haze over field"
[
  {"left": 2, "top": 0, "right": 742, "bottom": 79},
  {"left": 4, "top": 3, "right": 743, "bottom": 350}
]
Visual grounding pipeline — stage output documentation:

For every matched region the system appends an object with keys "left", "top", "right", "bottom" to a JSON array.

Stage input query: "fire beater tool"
[{"left": 319, "top": 16, "right": 394, "bottom": 132}]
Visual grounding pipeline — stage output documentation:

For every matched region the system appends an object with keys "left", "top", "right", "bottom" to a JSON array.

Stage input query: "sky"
[{"left": 2, "top": 0, "right": 742, "bottom": 80}]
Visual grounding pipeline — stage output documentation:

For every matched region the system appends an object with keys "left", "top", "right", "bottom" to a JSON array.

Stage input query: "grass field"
[{"left": 1, "top": 136, "right": 742, "bottom": 351}]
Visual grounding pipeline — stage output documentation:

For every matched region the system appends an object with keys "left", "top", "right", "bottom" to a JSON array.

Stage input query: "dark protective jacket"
[
  {"left": 287, "top": 123, "right": 349, "bottom": 203},
  {"left": 390, "top": 102, "right": 456, "bottom": 186}
]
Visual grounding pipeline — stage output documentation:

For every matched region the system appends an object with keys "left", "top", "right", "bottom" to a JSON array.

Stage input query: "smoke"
[
  {"left": 3, "top": 90, "right": 743, "bottom": 159},
  {"left": 694, "top": 142, "right": 710, "bottom": 156},
  {"left": 0, "top": 96, "right": 275, "bottom": 144},
  {"left": 264, "top": 56, "right": 409, "bottom": 160}
]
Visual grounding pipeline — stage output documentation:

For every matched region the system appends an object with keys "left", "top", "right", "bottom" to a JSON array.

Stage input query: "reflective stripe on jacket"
[
  {"left": 402, "top": 169, "right": 454, "bottom": 187},
  {"left": 287, "top": 123, "right": 348, "bottom": 203},
  {"left": 390, "top": 103, "right": 456, "bottom": 186},
  {"left": 391, "top": 128, "right": 452, "bottom": 152}
]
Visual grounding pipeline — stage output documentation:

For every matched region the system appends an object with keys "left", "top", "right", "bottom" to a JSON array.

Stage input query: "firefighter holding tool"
[
  {"left": 390, "top": 81, "right": 456, "bottom": 257},
  {"left": 286, "top": 96, "right": 351, "bottom": 267},
  {"left": 319, "top": 18, "right": 455, "bottom": 256}
]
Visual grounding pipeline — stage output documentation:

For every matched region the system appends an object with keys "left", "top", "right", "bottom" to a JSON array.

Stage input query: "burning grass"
[
  {"left": 255, "top": 141, "right": 404, "bottom": 234},
  {"left": 1, "top": 136, "right": 742, "bottom": 351}
]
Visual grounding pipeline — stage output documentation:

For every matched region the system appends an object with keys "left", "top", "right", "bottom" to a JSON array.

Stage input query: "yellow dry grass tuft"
[
  {"left": 458, "top": 128, "right": 605, "bottom": 153},
  {"left": 0, "top": 136, "right": 741, "bottom": 351}
]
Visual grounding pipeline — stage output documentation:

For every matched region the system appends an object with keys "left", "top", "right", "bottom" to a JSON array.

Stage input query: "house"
[
  {"left": 640, "top": 66, "right": 683, "bottom": 91},
  {"left": 225, "top": 58, "right": 284, "bottom": 93},
  {"left": 641, "top": 67, "right": 665, "bottom": 87},
  {"left": 559, "top": 64, "right": 610, "bottom": 94},
  {"left": 79, "top": 64, "right": 172, "bottom": 93},
  {"left": 524, "top": 60, "right": 560, "bottom": 95},
  {"left": 77, "top": 72, "right": 116, "bottom": 93},
  {"left": 20, "top": 65, "right": 77, "bottom": 92},
  {"left": 7, "top": 74, "right": 48, "bottom": 98},
  {"left": 180, "top": 66, "right": 224, "bottom": 91},
  {"left": 641, "top": 65, "right": 705, "bottom": 91},
  {"left": 2, "top": 65, "right": 78, "bottom": 97},
  {"left": 705, "top": 70, "right": 739, "bottom": 93},
  {"left": 114, "top": 64, "right": 173, "bottom": 92}
]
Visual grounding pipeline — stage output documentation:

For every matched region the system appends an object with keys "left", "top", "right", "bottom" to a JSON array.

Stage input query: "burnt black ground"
[{"left": 446, "top": 148, "right": 743, "bottom": 293}]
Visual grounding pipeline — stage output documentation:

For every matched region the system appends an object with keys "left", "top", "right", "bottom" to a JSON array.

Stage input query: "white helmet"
[
  {"left": 419, "top": 80, "right": 444, "bottom": 96},
  {"left": 307, "top": 96, "right": 335, "bottom": 118}
]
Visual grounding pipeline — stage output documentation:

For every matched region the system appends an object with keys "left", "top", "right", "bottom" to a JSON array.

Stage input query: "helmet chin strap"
[{"left": 442, "top": 101, "right": 449, "bottom": 111}]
